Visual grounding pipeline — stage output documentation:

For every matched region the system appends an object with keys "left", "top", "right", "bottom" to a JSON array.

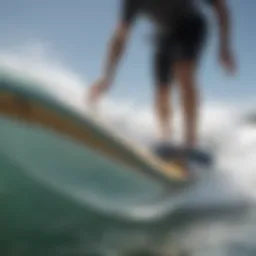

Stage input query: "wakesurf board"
[{"left": 0, "top": 70, "right": 212, "bottom": 187}]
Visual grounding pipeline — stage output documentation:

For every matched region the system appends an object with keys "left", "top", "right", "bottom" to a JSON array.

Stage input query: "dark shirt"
[{"left": 121, "top": 0, "right": 216, "bottom": 29}]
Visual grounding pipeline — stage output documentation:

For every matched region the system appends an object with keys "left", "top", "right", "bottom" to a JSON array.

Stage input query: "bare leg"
[
  {"left": 155, "top": 82, "right": 190, "bottom": 177},
  {"left": 154, "top": 84, "right": 172, "bottom": 140},
  {"left": 174, "top": 60, "right": 199, "bottom": 149}
]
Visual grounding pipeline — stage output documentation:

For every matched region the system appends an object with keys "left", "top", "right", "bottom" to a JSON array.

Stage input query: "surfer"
[{"left": 88, "top": 0, "right": 236, "bottom": 152}]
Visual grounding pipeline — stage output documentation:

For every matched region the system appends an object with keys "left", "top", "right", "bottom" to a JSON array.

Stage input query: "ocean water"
[{"left": 0, "top": 49, "right": 256, "bottom": 256}]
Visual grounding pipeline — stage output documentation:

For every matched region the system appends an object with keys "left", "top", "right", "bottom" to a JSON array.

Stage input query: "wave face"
[{"left": 0, "top": 47, "right": 256, "bottom": 256}]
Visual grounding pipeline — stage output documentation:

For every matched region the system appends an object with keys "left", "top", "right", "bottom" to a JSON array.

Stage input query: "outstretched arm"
[
  {"left": 88, "top": 0, "right": 138, "bottom": 103},
  {"left": 101, "top": 23, "right": 131, "bottom": 83},
  {"left": 211, "top": 0, "right": 236, "bottom": 73},
  {"left": 101, "top": 0, "right": 138, "bottom": 83},
  {"left": 211, "top": 0, "right": 231, "bottom": 50}
]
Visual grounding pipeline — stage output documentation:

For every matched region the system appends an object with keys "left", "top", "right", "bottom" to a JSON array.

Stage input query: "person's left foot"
[{"left": 153, "top": 143, "right": 182, "bottom": 161}]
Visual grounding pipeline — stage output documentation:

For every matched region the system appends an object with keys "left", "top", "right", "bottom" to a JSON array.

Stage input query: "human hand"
[
  {"left": 87, "top": 77, "right": 111, "bottom": 104},
  {"left": 219, "top": 45, "right": 237, "bottom": 75}
]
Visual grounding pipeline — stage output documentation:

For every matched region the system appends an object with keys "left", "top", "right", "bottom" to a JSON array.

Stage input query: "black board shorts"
[
  {"left": 121, "top": 0, "right": 212, "bottom": 86},
  {"left": 153, "top": 12, "right": 207, "bottom": 85}
]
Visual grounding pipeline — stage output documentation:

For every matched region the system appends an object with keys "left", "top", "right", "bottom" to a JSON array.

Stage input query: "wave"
[{"left": 0, "top": 44, "right": 255, "bottom": 255}]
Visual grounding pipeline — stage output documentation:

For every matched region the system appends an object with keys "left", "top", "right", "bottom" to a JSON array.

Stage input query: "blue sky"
[{"left": 0, "top": 0, "right": 255, "bottom": 105}]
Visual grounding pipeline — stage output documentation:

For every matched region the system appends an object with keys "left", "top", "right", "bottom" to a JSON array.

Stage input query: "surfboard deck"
[{"left": 0, "top": 70, "right": 195, "bottom": 187}]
